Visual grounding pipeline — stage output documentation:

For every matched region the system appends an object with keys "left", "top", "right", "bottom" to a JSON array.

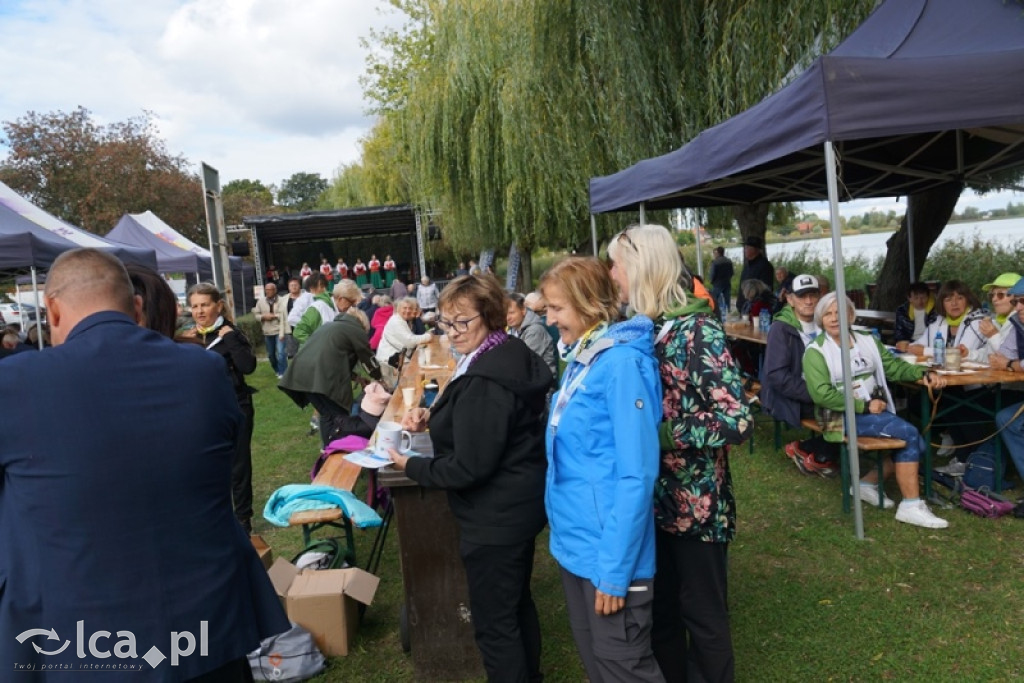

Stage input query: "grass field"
[{"left": 246, "top": 360, "right": 1024, "bottom": 682}]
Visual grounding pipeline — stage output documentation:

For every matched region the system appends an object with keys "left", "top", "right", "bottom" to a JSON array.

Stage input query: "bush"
[
  {"left": 234, "top": 313, "right": 265, "bottom": 356},
  {"left": 921, "top": 235, "right": 1024, "bottom": 295}
]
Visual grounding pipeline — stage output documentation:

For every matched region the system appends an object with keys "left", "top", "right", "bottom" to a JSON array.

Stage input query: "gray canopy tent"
[{"left": 589, "top": 0, "right": 1024, "bottom": 538}]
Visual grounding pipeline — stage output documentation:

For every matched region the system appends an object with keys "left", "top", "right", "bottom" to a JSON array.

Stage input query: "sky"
[
  {"left": 0, "top": 1, "right": 1020, "bottom": 214},
  {"left": 0, "top": 0, "right": 405, "bottom": 188}
]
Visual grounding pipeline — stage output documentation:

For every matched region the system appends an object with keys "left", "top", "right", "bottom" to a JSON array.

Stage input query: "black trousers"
[
  {"left": 651, "top": 531, "right": 734, "bottom": 683},
  {"left": 232, "top": 401, "right": 255, "bottom": 531},
  {"left": 307, "top": 392, "right": 348, "bottom": 449},
  {"left": 459, "top": 537, "right": 543, "bottom": 683}
]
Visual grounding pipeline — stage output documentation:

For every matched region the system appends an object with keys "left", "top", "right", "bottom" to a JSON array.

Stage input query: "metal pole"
[
  {"left": 29, "top": 268, "right": 43, "bottom": 349},
  {"left": 825, "top": 141, "right": 865, "bottom": 540},
  {"left": 688, "top": 208, "right": 705, "bottom": 279},
  {"left": 201, "top": 162, "right": 234, "bottom": 319},
  {"left": 639, "top": 203, "right": 646, "bottom": 226},
  {"left": 590, "top": 214, "right": 598, "bottom": 257},
  {"left": 906, "top": 209, "right": 916, "bottom": 283}
]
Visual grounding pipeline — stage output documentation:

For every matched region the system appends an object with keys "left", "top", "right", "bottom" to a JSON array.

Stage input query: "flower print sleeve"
[{"left": 657, "top": 314, "right": 752, "bottom": 451}]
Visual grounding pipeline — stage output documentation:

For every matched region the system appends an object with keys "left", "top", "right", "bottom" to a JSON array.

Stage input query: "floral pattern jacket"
[{"left": 653, "top": 299, "right": 753, "bottom": 543}]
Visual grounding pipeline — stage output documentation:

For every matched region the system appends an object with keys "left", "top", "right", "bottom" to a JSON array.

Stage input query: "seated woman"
[
  {"left": 375, "top": 296, "right": 433, "bottom": 387},
  {"left": 739, "top": 279, "right": 777, "bottom": 320},
  {"left": 897, "top": 279, "right": 988, "bottom": 362},
  {"left": 803, "top": 292, "right": 948, "bottom": 529}
]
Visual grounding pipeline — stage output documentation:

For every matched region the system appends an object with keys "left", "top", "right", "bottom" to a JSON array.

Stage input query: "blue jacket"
[
  {"left": 0, "top": 312, "right": 288, "bottom": 681},
  {"left": 545, "top": 316, "right": 662, "bottom": 597}
]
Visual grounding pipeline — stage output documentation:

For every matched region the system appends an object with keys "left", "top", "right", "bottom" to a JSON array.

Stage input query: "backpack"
[{"left": 962, "top": 443, "right": 1006, "bottom": 491}]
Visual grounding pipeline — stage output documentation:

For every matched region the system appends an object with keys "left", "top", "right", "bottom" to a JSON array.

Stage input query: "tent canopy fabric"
[
  {"left": 589, "top": 0, "right": 1024, "bottom": 213},
  {"left": 0, "top": 202, "right": 80, "bottom": 271},
  {"left": 0, "top": 181, "right": 158, "bottom": 269},
  {"left": 108, "top": 212, "right": 206, "bottom": 274}
]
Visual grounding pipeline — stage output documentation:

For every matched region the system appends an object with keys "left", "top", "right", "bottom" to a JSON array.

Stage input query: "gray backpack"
[{"left": 248, "top": 622, "right": 325, "bottom": 682}]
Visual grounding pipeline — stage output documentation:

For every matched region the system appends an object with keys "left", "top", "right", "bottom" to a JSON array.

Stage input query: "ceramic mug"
[{"left": 376, "top": 421, "right": 413, "bottom": 456}]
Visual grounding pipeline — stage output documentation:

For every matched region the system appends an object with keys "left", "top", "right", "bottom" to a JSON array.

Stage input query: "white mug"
[{"left": 376, "top": 420, "right": 413, "bottom": 456}]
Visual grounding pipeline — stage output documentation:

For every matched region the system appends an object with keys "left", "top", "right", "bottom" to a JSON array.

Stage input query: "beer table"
[{"left": 375, "top": 335, "right": 485, "bottom": 681}]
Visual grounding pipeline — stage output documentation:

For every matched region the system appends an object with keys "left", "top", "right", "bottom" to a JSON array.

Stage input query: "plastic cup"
[{"left": 402, "top": 387, "right": 416, "bottom": 406}]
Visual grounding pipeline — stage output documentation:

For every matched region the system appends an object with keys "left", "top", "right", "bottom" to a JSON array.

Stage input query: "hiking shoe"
[
  {"left": 936, "top": 432, "right": 955, "bottom": 457},
  {"left": 785, "top": 441, "right": 813, "bottom": 475},
  {"left": 935, "top": 459, "right": 966, "bottom": 476},
  {"left": 895, "top": 500, "right": 949, "bottom": 529},
  {"left": 852, "top": 483, "right": 895, "bottom": 509}
]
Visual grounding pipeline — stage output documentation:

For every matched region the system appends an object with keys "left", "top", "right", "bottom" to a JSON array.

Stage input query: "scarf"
[
  {"left": 455, "top": 330, "right": 509, "bottom": 378},
  {"left": 560, "top": 322, "right": 610, "bottom": 365},
  {"left": 197, "top": 316, "right": 224, "bottom": 335},
  {"left": 945, "top": 309, "right": 969, "bottom": 328}
]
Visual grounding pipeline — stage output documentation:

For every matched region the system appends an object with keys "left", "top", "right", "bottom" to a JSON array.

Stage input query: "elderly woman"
[
  {"left": 390, "top": 274, "right": 553, "bottom": 681},
  {"left": 608, "top": 225, "right": 752, "bottom": 683},
  {"left": 739, "top": 278, "right": 778, "bottom": 320},
  {"left": 375, "top": 296, "right": 432, "bottom": 387},
  {"left": 506, "top": 292, "right": 557, "bottom": 377},
  {"left": 539, "top": 257, "right": 664, "bottom": 682},
  {"left": 897, "top": 279, "right": 988, "bottom": 361},
  {"left": 803, "top": 292, "right": 949, "bottom": 529},
  {"left": 184, "top": 282, "right": 258, "bottom": 533}
]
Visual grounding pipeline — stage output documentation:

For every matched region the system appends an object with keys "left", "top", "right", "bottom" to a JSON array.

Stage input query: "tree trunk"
[
  {"left": 520, "top": 247, "right": 534, "bottom": 292},
  {"left": 872, "top": 182, "right": 963, "bottom": 311},
  {"left": 732, "top": 203, "right": 769, "bottom": 244}
]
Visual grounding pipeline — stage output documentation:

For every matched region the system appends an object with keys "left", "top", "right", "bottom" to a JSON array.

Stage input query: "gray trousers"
[{"left": 560, "top": 567, "right": 665, "bottom": 683}]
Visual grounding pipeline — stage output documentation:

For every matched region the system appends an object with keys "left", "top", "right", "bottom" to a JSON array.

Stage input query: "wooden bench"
[{"left": 800, "top": 418, "right": 907, "bottom": 513}]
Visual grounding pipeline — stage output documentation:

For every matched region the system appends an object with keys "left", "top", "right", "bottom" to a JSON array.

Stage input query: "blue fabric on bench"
[{"left": 263, "top": 484, "right": 382, "bottom": 528}]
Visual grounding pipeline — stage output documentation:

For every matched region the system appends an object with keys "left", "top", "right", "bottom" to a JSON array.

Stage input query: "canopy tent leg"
[
  {"left": 590, "top": 214, "right": 598, "bottom": 257},
  {"left": 826, "top": 141, "right": 865, "bottom": 541}
]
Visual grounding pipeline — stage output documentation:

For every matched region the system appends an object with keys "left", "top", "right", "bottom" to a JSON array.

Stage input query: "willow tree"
[{"left": 359, "top": 1, "right": 879, "bottom": 284}]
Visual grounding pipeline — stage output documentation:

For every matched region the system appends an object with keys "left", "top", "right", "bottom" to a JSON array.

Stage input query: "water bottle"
[
  {"left": 933, "top": 331, "right": 945, "bottom": 368},
  {"left": 759, "top": 309, "right": 772, "bottom": 333}
]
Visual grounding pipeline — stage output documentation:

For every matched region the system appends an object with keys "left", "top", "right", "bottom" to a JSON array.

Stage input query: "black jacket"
[
  {"left": 405, "top": 336, "right": 554, "bottom": 545},
  {"left": 195, "top": 325, "right": 257, "bottom": 406}
]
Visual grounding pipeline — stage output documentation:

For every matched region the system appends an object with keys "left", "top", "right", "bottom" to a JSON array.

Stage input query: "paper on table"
[{"left": 343, "top": 449, "right": 423, "bottom": 469}]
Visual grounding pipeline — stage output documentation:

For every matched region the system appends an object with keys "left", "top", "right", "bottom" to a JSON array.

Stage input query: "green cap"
[{"left": 982, "top": 272, "right": 1022, "bottom": 291}]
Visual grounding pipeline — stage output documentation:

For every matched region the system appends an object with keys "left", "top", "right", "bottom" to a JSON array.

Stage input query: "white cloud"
[{"left": 0, "top": 0, "right": 404, "bottom": 186}]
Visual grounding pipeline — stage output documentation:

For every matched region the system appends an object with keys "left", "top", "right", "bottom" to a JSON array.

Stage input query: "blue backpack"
[{"left": 962, "top": 443, "right": 1009, "bottom": 491}]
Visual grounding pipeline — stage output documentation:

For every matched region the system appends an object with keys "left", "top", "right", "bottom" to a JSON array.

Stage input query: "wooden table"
[
  {"left": 906, "top": 360, "right": 1018, "bottom": 495},
  {"left": 724, "top": 321, "right": 768, "bottom": 345},
  {"left": 374, "top": 335, "right": 485, "bottom": 680}
]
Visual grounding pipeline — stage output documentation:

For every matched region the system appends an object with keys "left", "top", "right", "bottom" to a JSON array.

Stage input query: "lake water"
[{"left": 724, "top": 216, "right": 1024, "bottom": 265}]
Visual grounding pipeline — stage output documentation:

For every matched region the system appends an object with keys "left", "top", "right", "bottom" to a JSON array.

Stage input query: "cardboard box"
[
  {"left": 266, "top": 558, "right": 379, "bottom": 656},
  {"left": 250, "top": 534, "right": 274, "bottom": 571}
]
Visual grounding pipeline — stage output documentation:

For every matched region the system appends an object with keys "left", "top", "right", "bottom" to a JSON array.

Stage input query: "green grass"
[{"left": 248, "top": 362, "right": 1024, "bottom": 682}]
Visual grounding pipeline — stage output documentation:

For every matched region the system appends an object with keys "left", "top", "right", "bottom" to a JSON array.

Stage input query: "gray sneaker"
[
  {"left": 895, "top": 500, "right": 949, "bottom": 529},
  {"left": 934, "top": 459, "right": 966, "bottom": 476}
]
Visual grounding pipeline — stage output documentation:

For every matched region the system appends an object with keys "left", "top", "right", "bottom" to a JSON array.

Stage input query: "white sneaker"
[
  {"left": 936, "top": 432, "right": 955, "bottom": 457},
  {"left": 934, "top": 459, "right": 966, "bottom": 476},
  {"left": 852, "top": 483, "right": 895, "bottom": 509},
  {"left": 895, "top": 500, "right": 949, "bottom": 529}
]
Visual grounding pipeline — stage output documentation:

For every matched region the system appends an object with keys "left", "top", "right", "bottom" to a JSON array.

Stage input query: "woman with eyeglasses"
[
  {"left": 973, "top": 272, "right": 1022, "bottom": 361},
  {"left": 608, "top": 225, "right": 752, "bottom": 683},
  {"left": 898, "top": 280, "right": 988, "bottom": 361},
  {"left": 184, "top": 282, "right": 258, "bottom": 533},
  {"left": 389, "top": 274, "right": 554, "bottom": 682},
  {"left": 540, "top": 257, "right": 665, "bottom": 682}
]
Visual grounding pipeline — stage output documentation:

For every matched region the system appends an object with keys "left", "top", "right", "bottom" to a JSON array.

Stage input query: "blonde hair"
[
  {"left": 539, "top": 257, "right": 621, "bottom": 328},
  {"left": 607, "top": 224, "right": 688, "bottom": 318},
  {"left": 332, "top": 279, "right": 361, "bottom": 304},
  {"left": 346, "top": 308, "right": 370, "bottom": 331}
]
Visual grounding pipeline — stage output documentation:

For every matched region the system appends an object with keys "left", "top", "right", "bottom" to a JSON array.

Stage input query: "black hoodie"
[{"left": 405, "top": 336, "right": 554, "bottom": 545}]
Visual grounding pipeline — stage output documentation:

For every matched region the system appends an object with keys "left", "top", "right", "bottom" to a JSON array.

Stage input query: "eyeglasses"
[
  {"left": 1013, "top": 298, "right": 1024, "bottom": 306},
  {"left": 991, "top": 291, "right": 1009, "bottom": 300},
  {"left": 436, "top": 314, "right": 481, "bottom": 333}
]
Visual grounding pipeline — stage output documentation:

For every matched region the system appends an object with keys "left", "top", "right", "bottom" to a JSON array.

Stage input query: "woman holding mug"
[
  {"left": 540, "top": 257, "right": 664, "bottom": 682},
  {"left": 184, "top": 282, "right": 258, "bottom": 533},
  {"left": 389, "top": 274, "right": 553, "bottom": 682}
]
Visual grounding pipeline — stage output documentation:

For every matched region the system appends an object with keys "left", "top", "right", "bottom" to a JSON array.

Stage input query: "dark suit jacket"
[{"left": 0, "top": 312, "right": 287, "bottom": 681}]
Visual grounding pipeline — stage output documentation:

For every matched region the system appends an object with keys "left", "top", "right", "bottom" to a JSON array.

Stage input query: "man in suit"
[{"left": 0, "top": 248, "right": 287, "bottom": 681}]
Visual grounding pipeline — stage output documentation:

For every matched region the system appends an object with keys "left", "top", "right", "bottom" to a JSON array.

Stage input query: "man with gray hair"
[{"left": 0, "top": 248, "right": 287, "bottom": 679}]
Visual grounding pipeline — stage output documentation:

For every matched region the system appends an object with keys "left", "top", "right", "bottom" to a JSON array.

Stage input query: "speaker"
[
  {"left": 427, "top": 223, "right": 442, "bottom": 241},
  {"left": 230, "top": 240, "right": 250, "bottom": 256}
]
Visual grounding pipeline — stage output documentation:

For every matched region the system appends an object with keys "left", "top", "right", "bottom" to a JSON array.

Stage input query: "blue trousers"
[
  {"left": 263, "top": 335, "right": 286, "bottom": 375},
  {"left": 995, "top": 401, "right": 1024, "bottom": 478},
  {"left": 852, "top": 411, "right": 924, "bottom": 464}
]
